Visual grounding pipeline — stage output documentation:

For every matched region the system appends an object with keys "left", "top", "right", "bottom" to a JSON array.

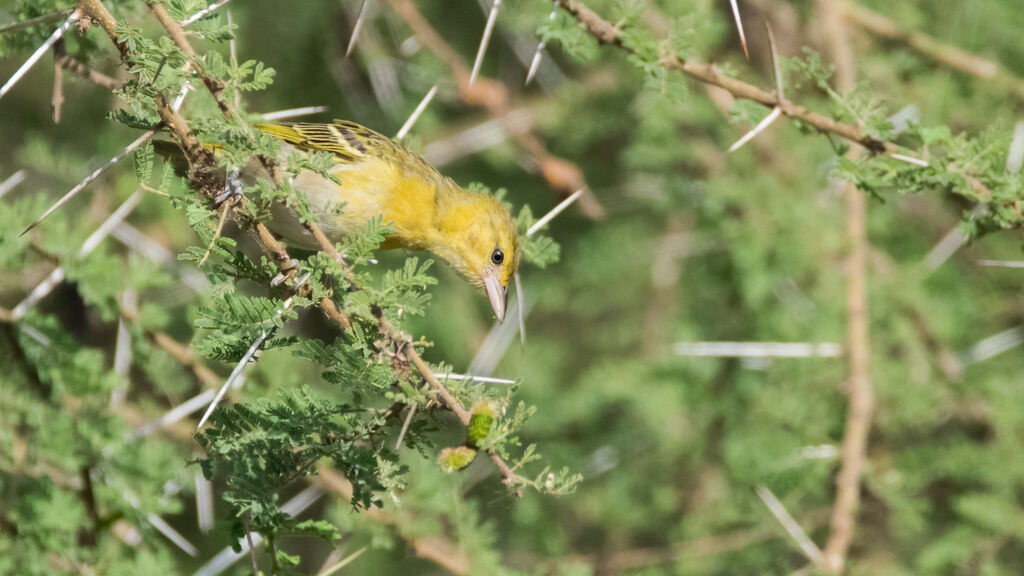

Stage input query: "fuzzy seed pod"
[
  {"left": 438, "top": 446, "right": 477, "bottom": 473},
  {"left": 467, "top": 400, "right": 497, "bottom": 448}
]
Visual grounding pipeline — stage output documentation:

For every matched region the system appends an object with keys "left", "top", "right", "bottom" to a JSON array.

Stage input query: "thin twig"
[
  {"left": 815, "top": 0, "right": 871, "bottom": 571},
  {"left": 53, "top": 39, "right": 118, "bottom": 89}
]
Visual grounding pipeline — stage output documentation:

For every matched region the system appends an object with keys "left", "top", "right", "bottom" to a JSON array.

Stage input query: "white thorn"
[
  {"left": 729, "top": 0, "right": 748, "bottom": 59},
  {"left": 193, "top": 486, "right": 325, "bottom": 576},
  {"left": 526, "top": 188, "right": 584, "bottom": 237},
  {"left": 434, "top": 373, "right": 517, "bottom": 385},
  {"left": 195, "top": 275, "right": 308, "bottom": 431},
  {"left": 977, "top": 259, "right": 1024, "bottom": 269},
  {"left": 526, "top": 1, "right": 558, "bottom": 86},
  {"left": 148, "top": 514, "right": 198, "bottom": 557},
  {"left": 673, "top": 341, "right": 843, "bottom": 358},
  {"left": 259, "top": 105, "right": 329, "bottom": 121},
  {"left": 889, "top": 153, "right": 929, "bottom": 167},
  {"left": 0, "top": 10, "right": 80, "bottom": 101},
  {"left": 12, "top": 191, "right": 143, "bottom": 321},
  {"left": 469, "top": 0, "right": 502, "bottom": 86},
  {"left": 195, "top": 469, "right": 215, "bottom": 534},
  {"left": 1007, "top": 120, "right": 1024, "bottom": 174},
  {"left": 395, "top": 82, "right": 439, "bottom": 140},
  {"left": 755, "top": 485, "right": 824, "bottom": 564},
  {"left": 180, "top": 0, "right": 233, "bottom": 27},
  {"left": 22, "top": 131, "right": 154, "bottom": 235},
  {"left": 727, "top": 107, "right": 782, "bottom": 152},
  {"left": 0, "top": 170, "right": 27, "bottom": 199},
  {"left": 346, "top": 0, "right": 373, "bottom": 58},
  {"left": 319, "top": 546, "right": 369, "bottom": 576}
]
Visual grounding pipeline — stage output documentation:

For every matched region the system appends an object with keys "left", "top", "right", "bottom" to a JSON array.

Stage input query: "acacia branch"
[
  {"left": 815, "top": 0, "right": 873, "bottom": 572},
  {"left": 844, "top": 3, "right": 1024, "bottom": 103},
  {"left": 76, "top": 0, "right": 522, "bottom": 492},
  {"left": 53, "top": 38, "right": 118, "bottom": 90},
  {"left": 382, "top": 0, "right": 604, "bottom": 219}
]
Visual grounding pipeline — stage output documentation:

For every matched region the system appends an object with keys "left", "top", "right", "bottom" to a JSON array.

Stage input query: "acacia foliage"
[{"left": 2, "top": 0, "right": 1024, "bottom": 575}]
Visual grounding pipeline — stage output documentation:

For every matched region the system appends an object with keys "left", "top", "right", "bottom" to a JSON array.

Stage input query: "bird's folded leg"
[
  {"left": 214, "top": 168, "right": 244, "bottom": 206},
  {"left": 270, "top": 259, "right": 300, "bottom": 287}
]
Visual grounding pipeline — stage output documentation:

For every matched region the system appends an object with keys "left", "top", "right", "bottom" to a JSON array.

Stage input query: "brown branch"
[
  {"left": 816, "top": 0, "right": 872, "bottom": 573},
  {"left": 77, "top": 0, "right": 520, "bottom": 493},
  {"left": 145, "top": 2, "right": 232, "bottom": 119},
  {"left": 381, "top": 0, "right": 604, "bottom": 219},
  {"left": 555, "top": 0, "right": 891, "bottom": 154},
  {"left": 53, "top": 38, "right": 118, "bottom": 90},
  {"left": 319, "top": 468, "right": 471, "bottom": 575},
  {"left": 844, "top": 3, "right": 1024, "bottom": 103}
]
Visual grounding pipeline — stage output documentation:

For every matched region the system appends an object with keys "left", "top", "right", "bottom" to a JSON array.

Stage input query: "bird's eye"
[{"left": 491, "top": 248, "right": 504, "bottom": 265}]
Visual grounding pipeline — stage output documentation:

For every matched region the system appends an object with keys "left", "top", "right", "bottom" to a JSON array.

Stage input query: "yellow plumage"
[{"left": 252, "top": 120, "right": 520, "bottom": 321}]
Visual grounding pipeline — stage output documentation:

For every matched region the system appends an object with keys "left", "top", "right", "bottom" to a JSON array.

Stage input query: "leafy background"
[{"left": 3, "top": 0, "right": 1024, "bottom": 574}]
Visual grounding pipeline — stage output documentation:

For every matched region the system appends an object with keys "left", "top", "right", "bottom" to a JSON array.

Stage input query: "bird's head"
[{"left": 433, "top": 192, "right": 520, "bottom": 323}]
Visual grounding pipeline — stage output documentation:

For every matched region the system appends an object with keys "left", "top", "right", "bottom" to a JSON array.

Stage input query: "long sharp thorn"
[
  {"left": 12, "top": 190, "right": 143, "bottom": 321},
  {"left": 319, "top": 546, "right": 369, "bottom": 576},
  {"left": 0, "top": 10, "right": 79, "bottom": 101},
  {"left": 196, "top": 331, "right": 265, "bottom": 431},
  {"left": 526, "top": 188, "right": 584, "bottom": 237},
  {"left": 346, "top": 0, "right": 372, "bottom": 58},
  {"left": 729, "top": 0, "right": 748, "bottom": 59},
  {"left": 0, "top": 170, "right": 27, "bottom": 199},
  {"left": 727, "top": 107, "right": 781, "bottom": 152},
  {"left": 978, "top": 260, "right": 1024, "bottom": 269},
  {"left": 395, "top": 82, "right": 439, "bottom": 139},
  {"left": 21, "top": 131, "right": 154, "bottom": 236},
  {"left": 469, "top": 0, "right": 502, "bottom": 86},
  {"left": 260, "top": 105, "right": 328, "bottom": 121},
  {"left": 525, "top": 46, "right": 545, "bottom": 86},
  {"left": 526, "top": 1, "right": 558, "bottom": 86},
  {"left": 180, "top": 0, "right": 233, "bottom": 26}
]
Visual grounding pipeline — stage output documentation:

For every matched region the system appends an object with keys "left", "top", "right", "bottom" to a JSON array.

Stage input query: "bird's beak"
[{"left": 483, "top": 272, "right": 508, "bottom": 323}]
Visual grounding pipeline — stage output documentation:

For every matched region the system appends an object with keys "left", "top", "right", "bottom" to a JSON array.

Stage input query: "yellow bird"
[{"left": 248, "top": 120, "right": 520, "bottom": 322}]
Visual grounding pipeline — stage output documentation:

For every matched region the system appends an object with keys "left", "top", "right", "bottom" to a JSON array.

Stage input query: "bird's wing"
[
  {"left": 254, "top": 120, "right": 392, "bottom": 164},
  {"left": 255, "top": 121, "right": 445, "bottom": 183}
]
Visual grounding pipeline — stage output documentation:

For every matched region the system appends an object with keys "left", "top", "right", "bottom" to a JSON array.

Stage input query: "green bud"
[
  {"left": 438, "top": 446, "right": 477, "bottom": 473},
  {"left": 467, "top": 400, "right": 497, "bottom": 448}
]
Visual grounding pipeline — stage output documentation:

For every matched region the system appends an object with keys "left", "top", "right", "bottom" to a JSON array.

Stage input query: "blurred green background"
[{"left": 3, "top": 0, "right": 1024, "bottom": 574}]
